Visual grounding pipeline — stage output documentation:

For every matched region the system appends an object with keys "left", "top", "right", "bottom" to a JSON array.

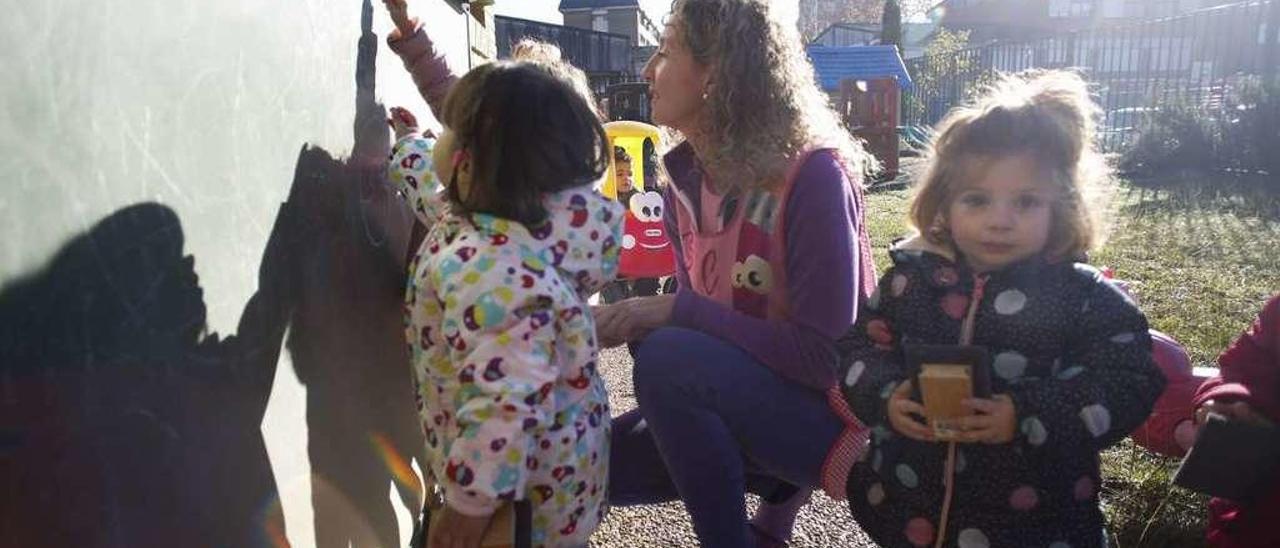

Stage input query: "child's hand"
[
  {"left": 428, "top": 505, "right": 492, "bottom": 548},
  {"left": 388, "top": 106, "right": 425, "bottom": 140},
  {"left": 592, "top": 294, "right": 676, "bottom": 347},
  {"left": 887, "top": 381, "right": 934, "bottom": 442},
  {"left": 1196, "top": 399, "right": 1274, "bottom": 428},
  {"left": 956, "top": 395, "right": 1017, "bottom": 444},
  {"left": 382, "top": 0, "right": 419, "bottom": 39}
]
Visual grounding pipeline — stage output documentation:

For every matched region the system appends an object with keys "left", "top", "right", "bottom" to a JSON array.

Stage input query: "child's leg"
[{"left": 630, "top": 327, "right": 844, "bottom": 548}]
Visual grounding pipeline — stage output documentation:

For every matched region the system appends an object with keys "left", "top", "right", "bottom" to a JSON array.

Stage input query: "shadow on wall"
[
  {"left": 0, "top": 199, "right": 295, "bottom": 547},
  {"left": 0, "top": 0, "right": 426, "bottom": 546}
]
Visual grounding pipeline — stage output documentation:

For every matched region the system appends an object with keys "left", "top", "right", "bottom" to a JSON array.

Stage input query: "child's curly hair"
[
  {"left": 910, "top": 70, "right": 1111, "bottom": 260},
  {"left": 510, "top": 39, "right": 601, "bottom": 120},
  {"left": 669, "top": 0, "right": 873, "bottom": 191}
]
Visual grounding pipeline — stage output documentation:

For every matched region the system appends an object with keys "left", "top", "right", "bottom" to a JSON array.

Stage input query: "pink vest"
[{"left": 673, "top": 149, "right": 876, "bottom": 322}]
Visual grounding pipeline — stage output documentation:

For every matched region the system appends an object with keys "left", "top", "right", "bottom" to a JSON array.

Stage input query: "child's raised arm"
[
  {"left": 387, "top": 107, "right": 446, "bottom": 227},
  {"left": 433, "top": 247, "right": 565, "bottom": 516},
  {"left": 1005, "top": 271, "right": 1165, "bottom": 454},
  {"left": 382, "top": 0, "right": 458, "bottom": 121}
]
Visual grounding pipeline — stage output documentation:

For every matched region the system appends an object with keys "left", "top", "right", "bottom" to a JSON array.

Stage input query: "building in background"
[
  {"left": 494, "top": 15, "right": 634, "bottom": 94},
  {"left": 559, "top": 0, "right": 661, "bottom": 46},
  {"left": 810, "top": 20, "right": 938, "bottom": 58},
  {"left": 934, "top": 0, "right": 1212, "bottom": 43}
]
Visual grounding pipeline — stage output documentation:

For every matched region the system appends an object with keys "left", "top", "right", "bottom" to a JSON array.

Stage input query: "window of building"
[
  {"left": 592, "top": 9, "right": 609, "bottom": 32},
  {"left": 1050, "top": 0, "right": 1094, "bottom": 18}
]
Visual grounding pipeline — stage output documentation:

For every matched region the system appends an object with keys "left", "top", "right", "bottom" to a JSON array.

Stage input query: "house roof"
[
  {"left": 558, "top": 0, "right": 639, "bottom": 10},
  {"left": 806, "top": 45, "right": 912, "bottom": 91}
]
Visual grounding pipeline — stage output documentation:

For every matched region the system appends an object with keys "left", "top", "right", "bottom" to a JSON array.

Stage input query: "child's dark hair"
[
  {"left": 440, "top": 61, "right": 610, "bottom": 226},
  {"left": 614, "top": 146, "right": 631, "bottom": 164}
]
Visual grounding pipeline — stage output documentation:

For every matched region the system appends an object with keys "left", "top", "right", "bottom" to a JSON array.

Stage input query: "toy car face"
[{"left": 619, "top": 191, "right": 674, "bottom": 278}]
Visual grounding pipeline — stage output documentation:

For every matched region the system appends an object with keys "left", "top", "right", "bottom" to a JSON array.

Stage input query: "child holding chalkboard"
[{"left": 836, "top": 70, "right": 1165, "bottom": 547}]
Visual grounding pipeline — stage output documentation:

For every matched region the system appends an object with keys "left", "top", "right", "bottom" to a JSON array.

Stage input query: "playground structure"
[{"left": 602, "top": 120, "right": 675, "bottom": 280}]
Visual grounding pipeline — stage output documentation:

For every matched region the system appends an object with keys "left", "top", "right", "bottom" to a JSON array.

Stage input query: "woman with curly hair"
[{"left": 593, "top": 1, "right": 877, "bottom": 545}]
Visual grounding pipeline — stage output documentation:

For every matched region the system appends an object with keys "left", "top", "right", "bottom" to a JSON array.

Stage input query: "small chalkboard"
[
  {"left": 905, "top": 345, "right": 992, "bottom": 441},
  {"left": 1173, "top": 412, "right": 1280, "bottom": 501}
]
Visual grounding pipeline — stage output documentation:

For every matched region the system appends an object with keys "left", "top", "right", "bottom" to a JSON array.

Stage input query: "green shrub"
[
  {"left": 1215, "top": 77, "right": 1280, "bottom": 177},
  {"left": 1121, "top": 77, "right": 1279, "bottom": 180},
  {"left": 1119, "top": 101, "right": 1218, "bottom": 175}
]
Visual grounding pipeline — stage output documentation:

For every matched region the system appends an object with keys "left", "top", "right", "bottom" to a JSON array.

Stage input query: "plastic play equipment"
[
  {"left": 1101, "top": 268, "right": 1213, "bottom": 458},
  {"left": 603, "top": 121, "right": 675, "bottom": 279},
  {"left": 1130, "top": 329, "right": 1213, "bottom": 457}
]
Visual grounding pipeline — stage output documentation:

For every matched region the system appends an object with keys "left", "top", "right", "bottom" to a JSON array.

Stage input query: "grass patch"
[{"left": 863, "top": 179, "right": 1280, "bottom": 547}]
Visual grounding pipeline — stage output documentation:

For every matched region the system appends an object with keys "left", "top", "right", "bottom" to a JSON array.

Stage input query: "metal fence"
[
  {"left": 903, "top": 0, "right": 1280, "bottom": 152},
  {"left": 494, "top": 15, "right": 632, "bottom": 76}
]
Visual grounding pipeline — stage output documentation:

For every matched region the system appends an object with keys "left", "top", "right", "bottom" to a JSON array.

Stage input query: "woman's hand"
[
  {"left": 955, "top": 395, "right": 1017, "bottom": 444},
  {"left": 886, "top": 381, "right": 934, "bottom": 442},
  {"left": 592, "top": 294, "right": 675, "bottom": 347},
  {"left": 428, "top": 505, "right": 492, "bottom": 548},
  {"left": 382, "top": 0, "right": 419, "bottom": 39}
]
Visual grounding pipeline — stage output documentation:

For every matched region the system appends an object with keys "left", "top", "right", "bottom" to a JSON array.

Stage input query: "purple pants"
[{"left": 609, "top": 327, "right": 844, "bottom": 547}]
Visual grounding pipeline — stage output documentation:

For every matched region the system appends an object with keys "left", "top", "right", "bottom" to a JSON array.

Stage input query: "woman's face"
[{"left": 642, "top": 20, "right": 710, "bottom": 134}]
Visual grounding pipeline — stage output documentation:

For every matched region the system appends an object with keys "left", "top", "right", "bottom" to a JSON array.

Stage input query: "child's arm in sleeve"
[
  {"left": 436, "top": 248, "right": 562, "bottom": 516},
  {"left": 838, "top": 267, "right": 912, "bottom": 426},
  {"left": 1194, "top": 294, "right": 1280, "bottom": 421},
  {"left": 1007, "top": 277, "right": 1166, "bottom": 454},
  {"left": 388, "top": 133, "right": 447, "bottom": 227},
  {"left": 386, "top": 26, "right": 458, "bottom": 121}
]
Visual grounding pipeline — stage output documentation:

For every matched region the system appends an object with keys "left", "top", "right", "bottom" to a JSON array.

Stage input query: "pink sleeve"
[
  {"left": 386, "top": 27, "right": 459, "bottom": 121},
  {"left": 1194, "top": 294, "right": 1280, "bottom": 421}
]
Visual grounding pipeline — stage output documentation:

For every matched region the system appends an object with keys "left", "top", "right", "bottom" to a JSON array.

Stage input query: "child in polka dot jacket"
[
  {"left": 387, "top": 62, "right": 623, "bottom": 547},
  {"left": 837, "top": 71, "right": 1165, "bottom": 548}
]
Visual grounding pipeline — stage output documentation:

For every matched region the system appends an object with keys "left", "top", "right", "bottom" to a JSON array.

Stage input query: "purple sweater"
[{"left": 663, "top": 144, "right": 867, "bottom": 391}]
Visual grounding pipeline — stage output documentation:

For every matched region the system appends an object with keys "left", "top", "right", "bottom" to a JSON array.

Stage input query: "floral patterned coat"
[{"left": 389, "top": 134, "right": 623, "bottom": 546}]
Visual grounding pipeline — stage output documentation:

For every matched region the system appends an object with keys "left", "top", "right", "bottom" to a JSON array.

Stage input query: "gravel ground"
[{"left": 590, "top": 346, "right": 877, "bottom": 548}]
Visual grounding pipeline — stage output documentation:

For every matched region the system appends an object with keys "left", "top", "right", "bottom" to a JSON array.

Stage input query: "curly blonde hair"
[
  {"left": 510, "top": 39, "right": 601, "bottom": 120},
  {"left": 670, "top": 0, "right": 871, "bottom": 191},
  {"left": 910, "top": 70, "right": 1110, "bottom": 260}
]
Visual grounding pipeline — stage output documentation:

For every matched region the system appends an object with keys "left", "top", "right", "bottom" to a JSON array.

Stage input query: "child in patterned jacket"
[
  {"left": 386, "top": 61, "right": 623, "bottom": 547},
  {"left": 837, "top": 71, "right": 1166, "bottom": 548}
]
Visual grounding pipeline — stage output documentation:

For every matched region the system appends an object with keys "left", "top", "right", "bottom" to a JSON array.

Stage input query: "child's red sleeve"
[{"left": 1194, "top": 294, "right": 1280, "bottom": 422}]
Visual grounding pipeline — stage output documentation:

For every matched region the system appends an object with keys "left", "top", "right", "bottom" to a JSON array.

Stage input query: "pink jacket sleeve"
[
  {"left": 386, "top": 26, "right": 459, "bottom": 121},
  {"left": 1193, "top": 294, "right": 1280, "bottom": 422}
]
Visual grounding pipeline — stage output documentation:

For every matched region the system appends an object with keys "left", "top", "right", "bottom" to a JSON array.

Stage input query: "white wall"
[{"left": 0, "top": 0, "right": 478, "bottom": 546}]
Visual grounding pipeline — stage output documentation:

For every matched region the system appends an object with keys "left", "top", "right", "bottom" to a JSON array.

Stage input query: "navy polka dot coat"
[{"left": 837, "top": 237, "right": 1165, "bottom": 548}]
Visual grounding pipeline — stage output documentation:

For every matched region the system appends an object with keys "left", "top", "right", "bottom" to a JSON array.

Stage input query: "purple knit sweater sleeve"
[
  {"left": 386, "top": 27, "right": 459, "bottom": 121},
  {"left": 670, "top": 151, "right": 862, "bottom": 390}
]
